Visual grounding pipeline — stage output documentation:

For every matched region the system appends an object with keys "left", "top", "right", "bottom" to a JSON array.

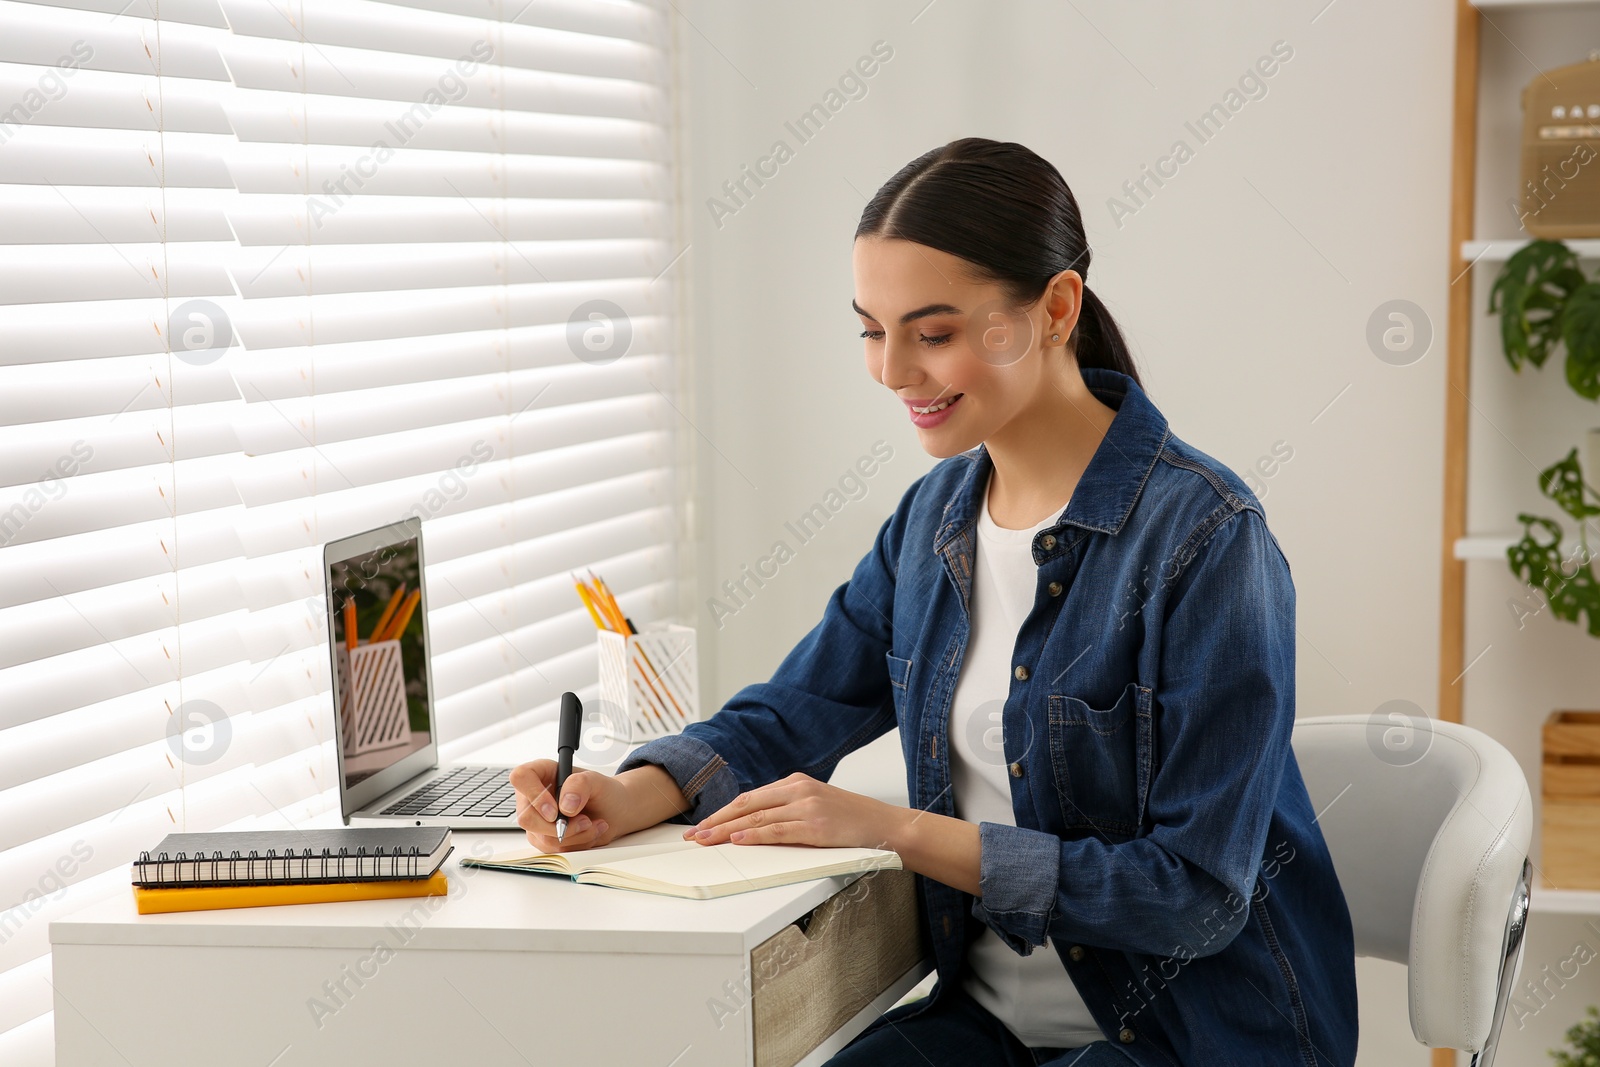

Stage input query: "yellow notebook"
[{"left": 133, "top": 871, "right": 449, "bottom": 914}]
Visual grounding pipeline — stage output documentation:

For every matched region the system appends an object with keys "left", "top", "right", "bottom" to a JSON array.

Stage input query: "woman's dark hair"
[{"left": 855, "top": 137, "right": 1140, "bottom": 387}]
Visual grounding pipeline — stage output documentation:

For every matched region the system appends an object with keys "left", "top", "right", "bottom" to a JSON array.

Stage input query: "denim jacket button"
[
  {"left": 1013, "top": 664, "right": 1029, "bottom": 681},
  {"left": 1040, "top": 533, "right": 1056, "bottom": 550},
  {"left": 1047, "top": 581, "right": 1063, "bottom": 596},
  {"left": 1068, "top": 944, "right": 1085, "bottom": 961},
  {"left": 1008, "top": 761, "right": 1024, "bottom": 778},
  {"left": 1118, "top": 1028, "right": 1135, "bottom": 1044}
]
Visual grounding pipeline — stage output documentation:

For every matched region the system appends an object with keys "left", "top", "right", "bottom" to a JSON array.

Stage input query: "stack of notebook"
[{"left": 131, "top": 827, "right": 453, "bottom": 914}]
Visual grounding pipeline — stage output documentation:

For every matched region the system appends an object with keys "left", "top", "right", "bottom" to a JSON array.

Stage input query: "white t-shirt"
[{"left": 948, "top": 474, "right": 1104, "bottom": 1049}]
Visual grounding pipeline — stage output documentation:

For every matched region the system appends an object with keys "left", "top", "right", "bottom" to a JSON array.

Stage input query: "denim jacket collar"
[{"left": 933, "top": 367, "right": 1172, "bottom": 556}]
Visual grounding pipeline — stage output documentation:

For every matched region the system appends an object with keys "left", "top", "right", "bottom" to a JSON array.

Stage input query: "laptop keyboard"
[{"left": 378, "top": 766, "right": 518, "bottom": 819}]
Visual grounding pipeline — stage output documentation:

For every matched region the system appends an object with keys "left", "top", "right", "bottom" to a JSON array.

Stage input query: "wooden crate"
[{"left": 1542, "top": 710, "right": 1600, "bottom": 889}]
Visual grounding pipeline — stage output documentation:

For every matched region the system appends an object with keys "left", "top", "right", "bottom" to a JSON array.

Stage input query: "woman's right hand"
[{"left": 509, "top": 759, "right": 632, "bottom": 852}]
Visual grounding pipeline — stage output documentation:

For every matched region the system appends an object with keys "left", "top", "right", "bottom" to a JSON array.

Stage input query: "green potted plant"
[
  {"left": 1490, "top": 239, "right": 1600, "bottom": 396},
  {"left": 1549, "top": 1003, "right": 1600, "bottom": 1066},
  {"left": 1506, "top": 447, "right": 1600, "bottom": 631},
  {"left": 1491, "top": 239, "right": 1600, "bottom": 628}
]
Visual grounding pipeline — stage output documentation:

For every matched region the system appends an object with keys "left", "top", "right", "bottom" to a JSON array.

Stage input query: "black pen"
[{"left": 554, "top": 691, "right": 582, "bottom": 842}]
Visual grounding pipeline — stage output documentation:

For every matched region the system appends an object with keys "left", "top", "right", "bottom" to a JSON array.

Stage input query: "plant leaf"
[
  {"left": 1507, "top": 512, "right": 1564, "bottom": 600},
  {"left": 1489, "top": 239, "right": 1584, "bottom": 371},
  {"left": 1538, "top": 447, "right": 1600, "bottom": 520},
  {"left": 1507, "top": 512, "right": 1600, "bottom": 634},
  {"left": 1563, "top": 281, "right": 1600, "bottom": 399}
]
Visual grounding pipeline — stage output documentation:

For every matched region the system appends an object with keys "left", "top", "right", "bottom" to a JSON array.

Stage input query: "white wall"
[{"left": 671, "top": 2, "right": 1473, "bottom": 1064}]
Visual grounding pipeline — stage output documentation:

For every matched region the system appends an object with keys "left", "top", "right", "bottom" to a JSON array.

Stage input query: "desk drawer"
[{"left": 750, "top": 869, "right": 928, "bottom": 1067}]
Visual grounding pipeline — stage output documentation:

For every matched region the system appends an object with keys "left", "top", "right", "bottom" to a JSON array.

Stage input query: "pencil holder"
[
  {"left": 335, "top": 640, "right": 413, "bottom": 756},
  {"left": 596, "top": 624, "right": 698, "bottom": 743}
]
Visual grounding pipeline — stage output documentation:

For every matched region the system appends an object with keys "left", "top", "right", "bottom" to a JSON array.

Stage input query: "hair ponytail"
[
  {"left": 856, "top": 137, "right": 1141, "bottom": 389},
  {"left": 1073, "top": 285, "right": 1140, "bottom": 384}
]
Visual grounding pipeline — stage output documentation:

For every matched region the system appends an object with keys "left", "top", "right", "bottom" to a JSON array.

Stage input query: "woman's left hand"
[{"left": 682, "top": 772, "right": 902, "bottom": 849}]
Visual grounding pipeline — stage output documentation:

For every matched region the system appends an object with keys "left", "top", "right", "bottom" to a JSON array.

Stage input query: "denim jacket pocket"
[
  {"left": 885, "top": 652, "right": 913, "bottom": 721},
  {"left": 1046, "top": 680, "right": 1154, "bottom": 838}
]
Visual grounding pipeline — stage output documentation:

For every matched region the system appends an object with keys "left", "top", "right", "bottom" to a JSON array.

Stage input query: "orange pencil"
[
  {"left": 587, "top": 570, "right": 628, "bottom": 631},
  {"left": 632, "top": 674, "right": 668, "bottom": 730},
  {"left": 632, "top": 638, "right": 688, "bottom": 724},
  {"left": 369, "top": 584, "right": 406, "bottom": 643},
  {"left": 572, "top": 575, "right": 613, "bottom": 631},
  {"left": 379, "top": 589, "right": 421, "bottom": 642},
  {"left": 343, "top": 599, "right": 358, "bottom": 651},
  {"left": 579, "top": 575, "right": 620, "bottom": 633},
  {"left": 585, "top": 578, "right": 623, "bottom": 632},
  {"left": 631, "top": 647, "right": 680, "bottom": 727}
]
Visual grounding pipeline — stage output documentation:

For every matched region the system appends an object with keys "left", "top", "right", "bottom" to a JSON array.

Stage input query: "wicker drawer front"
[{"left": 750, "top": 869, "right": 926, "bottom": 1067}]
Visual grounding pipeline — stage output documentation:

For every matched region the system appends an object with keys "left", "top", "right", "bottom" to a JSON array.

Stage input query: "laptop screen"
[{"left": 327, "top": 527, "right": 434, "bottom": 795}]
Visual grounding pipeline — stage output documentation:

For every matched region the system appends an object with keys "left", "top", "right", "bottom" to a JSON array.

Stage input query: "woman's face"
[{"left": 852, "top": 236, "right": 1070, "bottom": 459}]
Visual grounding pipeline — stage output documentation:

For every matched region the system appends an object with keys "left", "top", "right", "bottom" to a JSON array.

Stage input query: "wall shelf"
[
  {"left": 1530, "top": 886, "right": 1600, "bottom": 916},
  {"left": 1470, "top": 0, "right": 1600, "bottom": 8},
  {"left": 1454, "top": 535, "right": 1518, "bottom": 560},
  {"left": 1463, "top": 238, "right": 1600, "bottom": 261}
]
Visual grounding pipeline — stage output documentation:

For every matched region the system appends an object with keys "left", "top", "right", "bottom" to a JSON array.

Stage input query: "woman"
[{"left": 509, "top": 138, "right": 1359, "bottom": 1066}]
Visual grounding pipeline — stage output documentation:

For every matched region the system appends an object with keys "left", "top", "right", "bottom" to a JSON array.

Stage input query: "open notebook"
[{"left": 460, "top": 823, "right": 901, "bottom": 899}]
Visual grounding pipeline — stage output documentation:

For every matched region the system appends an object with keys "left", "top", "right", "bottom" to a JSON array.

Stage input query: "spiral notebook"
[
  {"left": 132, "top": 827, "right": 453, "bottom": 887},
  {"left": 132, "top": 871, "right": 450, "bottom": 915},
  {"left": 460, "top": 823, "right": 901, "bottom": 900}
]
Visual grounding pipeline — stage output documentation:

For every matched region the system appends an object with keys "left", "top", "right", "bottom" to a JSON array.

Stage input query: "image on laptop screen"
[{"left": 328, "top": 535, "right": 432, "bottom": 790}]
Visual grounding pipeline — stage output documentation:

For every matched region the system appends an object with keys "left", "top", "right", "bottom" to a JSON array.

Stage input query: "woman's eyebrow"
[{"left": 851, "top": 299, "right": 964, "bottom": 325}]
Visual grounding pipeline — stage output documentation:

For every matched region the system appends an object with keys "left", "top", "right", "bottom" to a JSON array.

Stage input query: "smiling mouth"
[{"left": 911, "top": 394, "right": 963, "bottom": 414}]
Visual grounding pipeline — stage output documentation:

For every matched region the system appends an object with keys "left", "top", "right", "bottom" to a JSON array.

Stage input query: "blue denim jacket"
[{"left": 618, "top": 367, "right": 1358, "bottom": 1067}]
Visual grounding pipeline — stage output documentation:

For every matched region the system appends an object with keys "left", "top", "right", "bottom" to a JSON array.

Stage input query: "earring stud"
[{"left": 1051, "top": 333, "right": 1060, "bottom": 342}]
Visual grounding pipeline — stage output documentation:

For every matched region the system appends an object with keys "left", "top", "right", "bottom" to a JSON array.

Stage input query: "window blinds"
[{"left": 0, "top": 1, "right": 683, "bottom": 1057}]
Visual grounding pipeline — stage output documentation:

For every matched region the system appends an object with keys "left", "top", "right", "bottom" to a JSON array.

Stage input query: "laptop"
[{"left": 325, "top": 518, "right": 522, "bottom": 828}]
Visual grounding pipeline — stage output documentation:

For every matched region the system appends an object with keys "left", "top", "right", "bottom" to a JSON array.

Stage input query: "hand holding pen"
[{"left": 508, "top": 690, "right": 634, "bottom": 852}]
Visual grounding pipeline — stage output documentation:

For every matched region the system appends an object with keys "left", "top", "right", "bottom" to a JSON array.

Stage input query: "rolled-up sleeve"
[
  {"left": 972, "top": 821, "right": 1061, "bottom": 951},
  {"left": 616, "top": 476, "right": 924, "bottom": 826},
  {"left": 970, "top": 505, "right": 1296, "bottom": 958},
  {"left": 614, "top": 732, "right": 744, "bottom": 826}
]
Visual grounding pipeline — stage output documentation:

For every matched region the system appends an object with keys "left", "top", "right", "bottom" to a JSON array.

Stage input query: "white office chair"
[{"left": 1292, "top": 714, "right": 1533, "bottom": 1067}]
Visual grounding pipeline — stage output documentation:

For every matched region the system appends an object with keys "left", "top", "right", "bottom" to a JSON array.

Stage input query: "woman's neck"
[{"left": 983, "top": 365, "right": 1118, "bottom": 530}]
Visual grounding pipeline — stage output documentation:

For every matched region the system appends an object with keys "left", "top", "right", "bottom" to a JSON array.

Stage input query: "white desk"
[{"left": 49, "top": 724, "right": 928, "bottom": 1066}]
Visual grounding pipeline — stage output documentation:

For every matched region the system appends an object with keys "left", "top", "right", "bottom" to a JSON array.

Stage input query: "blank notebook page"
[
  {"left": 472, "top": 823, "right": 701, "bottom": 871},
  {"left": 593, "top": 842, "right": 896, "bottom": 892}
]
